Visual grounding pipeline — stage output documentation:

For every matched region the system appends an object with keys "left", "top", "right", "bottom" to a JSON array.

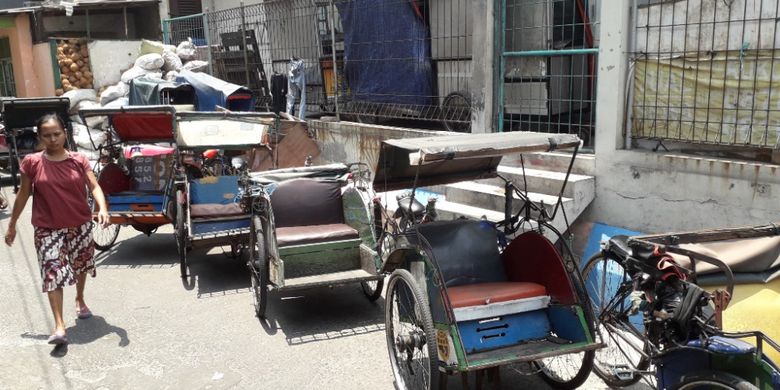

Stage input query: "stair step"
[
  {"left": 479, "top": 166, "right": 595, "bottom": 200},
  {"left": 435, "top": 198, "right": 506, "bottom": 222},
  {"left": 501, "top": 152, "right": 596, "bottom": 176},
  {"left": 431, "top": 181, "right": 572, "bottom": 215}
]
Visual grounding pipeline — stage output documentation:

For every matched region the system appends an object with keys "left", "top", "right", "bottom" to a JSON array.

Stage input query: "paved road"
[{"left": 0, "top": 186, "right": 647, "bottom": 389}]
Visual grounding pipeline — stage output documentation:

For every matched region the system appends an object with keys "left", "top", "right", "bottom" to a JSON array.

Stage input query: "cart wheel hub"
[{"left": 396, "top": 331, "right": 426, "bottom": 352}]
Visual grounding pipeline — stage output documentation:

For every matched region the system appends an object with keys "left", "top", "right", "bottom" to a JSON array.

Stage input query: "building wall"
[
  {"left": 0, "top": 14, "right": 46, "bottom": 97},
  {"left": 32, "top": 42, "right": 54, "bottom": 96}
]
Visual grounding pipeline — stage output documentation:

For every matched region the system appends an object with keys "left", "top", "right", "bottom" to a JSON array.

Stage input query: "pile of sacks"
[
  {"left": 96, "top": 37, "right": 208, "bottom": 108},
  {"left": 64, "top": 38, "right": 208, "bottom": 160}
]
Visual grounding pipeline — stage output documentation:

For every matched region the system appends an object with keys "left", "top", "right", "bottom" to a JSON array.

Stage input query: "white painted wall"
[{"left": 88, "top": 40, "right": 142, "bottom": 89}]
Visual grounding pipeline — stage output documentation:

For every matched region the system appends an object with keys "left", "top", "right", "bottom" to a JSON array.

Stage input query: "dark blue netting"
[{"left": 336, "top": 0, "right": 433, "bottom": 106}]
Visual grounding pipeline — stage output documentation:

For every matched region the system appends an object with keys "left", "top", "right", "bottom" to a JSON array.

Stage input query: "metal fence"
[
  {"left": 498, "top": 0, "right": 600, "bottom": 149},
  {"left": 631, "top": 0, "right": 780, "bottom": 149},
  {"left": 162, "top": 0, "right": 474, "bottom": 131}
]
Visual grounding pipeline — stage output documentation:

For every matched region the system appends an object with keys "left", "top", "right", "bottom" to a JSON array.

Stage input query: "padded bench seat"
[
  {"left": 276, "top": 224, "right": 359, "bottom": 247},
  {"left": 447, "top": 282, "right": 547, "bottom": 308},
  {"left": 448, "top": 282, "right": 550, "bottom": 322},
  {"left": 190, "top": 203, "right": 245, "bottom": 219}
]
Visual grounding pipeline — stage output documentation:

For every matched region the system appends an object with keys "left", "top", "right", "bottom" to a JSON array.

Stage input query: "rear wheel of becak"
[
  {"left": 385, "top": 269, "right": 440, "bottom": 390},
  {"left": 672, "top": 371, "right": 758, "bottom": 390},
  {"left": 360, "top": 278, "right": 384, "bottom": 302},
  {"left": 249, "top": 215, "right": 268, "bottom": 318},
  {"left": 535, "top": 349, "right": 595, "bottom": 389},
  {"left": 175, "top": 190, "right": 188, "bottom": 279}
]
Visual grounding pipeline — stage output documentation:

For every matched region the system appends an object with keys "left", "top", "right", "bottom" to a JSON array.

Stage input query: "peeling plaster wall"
[
  {"left": 587, "top": 151, "right": 780, "bottom": 233},
  {"left": 591, "top": 0, "right": 780, "bottom": 233}
]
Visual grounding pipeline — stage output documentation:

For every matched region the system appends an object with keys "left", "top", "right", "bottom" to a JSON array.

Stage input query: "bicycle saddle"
[{"left": 395, "top": 195, "right": 425, "bottom": 218}]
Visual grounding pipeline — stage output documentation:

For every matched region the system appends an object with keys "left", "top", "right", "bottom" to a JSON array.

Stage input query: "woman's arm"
[
  {"left": 5, "top": 174, "right": 32, "bottom": 246},
  {"left": 86, "top": 170, "right": 109, "bottom": 227}
]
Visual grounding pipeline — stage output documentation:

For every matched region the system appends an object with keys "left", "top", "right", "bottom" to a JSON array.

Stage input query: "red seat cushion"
[
  {"left": 276, "top": 224, "right": 359, "bottom": 247},
  {"left": 447, "top": 282, "right": 547, "bottom": 308},
  {"left": 190, "top": 203, "right": 245, "bottom": 219}
]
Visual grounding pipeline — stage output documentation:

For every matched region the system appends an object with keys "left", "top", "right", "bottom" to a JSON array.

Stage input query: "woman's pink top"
[{"left": 20, "top": 151, "right": 93, "bottom": 229}]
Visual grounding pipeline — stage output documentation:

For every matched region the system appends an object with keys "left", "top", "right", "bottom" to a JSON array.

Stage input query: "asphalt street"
[{"left": 0, "top": 186, "right": 649, "bottom": 390}]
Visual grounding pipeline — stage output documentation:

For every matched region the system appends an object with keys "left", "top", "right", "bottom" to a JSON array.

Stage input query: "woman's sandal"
[
  {"left": 47, "top": 330, "right": 68, "bottom": 345},
  {"left": 76, "top": 304, "right": 93, "bottom": 320}
]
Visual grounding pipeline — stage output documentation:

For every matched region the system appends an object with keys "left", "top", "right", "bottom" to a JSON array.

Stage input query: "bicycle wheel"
[
  {"left": 536, "top": 349, "right": 595, "bottom": 389},
  {"left": 249, "top": 215, "right": 268, "bottom": 318},
  {"left": 582, "top": 252, "right": 650, "bottom": 387},
  {"left": 93, "top": 223, "right": 120, "bottom": 251},
  {"left": 175, "top": 190, "right": 188, "bottom": 279},
  {"left": 672, "top": 371, "right": 758, "bottom": 390},
  {"left": 361, "top": 278, "right": 384, "bottom": 302},
  {"left": 385, "top": 269, "right": 440, "bottom": 390}
]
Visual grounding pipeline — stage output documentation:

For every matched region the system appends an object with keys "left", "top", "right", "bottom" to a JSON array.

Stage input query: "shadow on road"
[
  {"left": 260, "top": 285, "right": 386, "bottom": 346},
  {"left": 186, "top": 248, "right": 251, "bottom": 297},
  {"left": 94, "top": 231, "right": 178, "bottom": 269},
  {"left": 20, "top": 315, "right": 129, "bottom": 358}
]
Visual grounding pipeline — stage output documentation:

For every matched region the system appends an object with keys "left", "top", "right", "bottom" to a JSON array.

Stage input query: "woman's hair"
[{"left": 35, "top": 113, "right": 66, "bottom": 134}]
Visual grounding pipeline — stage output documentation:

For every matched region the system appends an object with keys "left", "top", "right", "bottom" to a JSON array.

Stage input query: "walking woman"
[{"left": 4, "top": 113, "right": 109, "bottom": 345}]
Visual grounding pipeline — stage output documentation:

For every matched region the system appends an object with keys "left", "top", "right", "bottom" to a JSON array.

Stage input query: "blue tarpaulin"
[
  {"left": 336, "top": 0, "right": 433, "bottom": 106},
  {"left": 175, "top": 70, "right": 256, "bottom": 112}
]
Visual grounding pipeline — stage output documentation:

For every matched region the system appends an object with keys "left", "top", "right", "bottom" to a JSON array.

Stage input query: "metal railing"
[
  {"left": 498, "top": 0, "right": 599, "bottom": 149},
  {"left": 631, "top": 0, "right": 780, "bottom": 149}
]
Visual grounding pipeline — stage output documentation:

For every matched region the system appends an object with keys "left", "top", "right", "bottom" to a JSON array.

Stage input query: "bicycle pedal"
[{"left": 610, "top": 364, "right": 635, "bottom": 381}]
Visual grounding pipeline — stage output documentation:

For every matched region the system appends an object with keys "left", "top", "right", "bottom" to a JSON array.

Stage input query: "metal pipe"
[
  {"left": 203, "top": 9, "right": 213, "bottom": 75},
  {"left": 625, "top": 0, "right": 639, "bottom": 149},
  {"left": 240, "top": 2, "right": 250, "bottom": 87},
  {"left": 123, "top": 7, "right": 128, "bottom": 39},
  {"left": 502, "top": 48, "right": 600, "bottom": 57},
  {"left": 329, "top": 0, "right": 340, "bottom": 120},
  {"left": 86, "top": 9, "right": 91, "bottom": 40}
]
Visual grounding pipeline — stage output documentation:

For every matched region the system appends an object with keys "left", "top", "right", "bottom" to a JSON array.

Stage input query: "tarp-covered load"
[
  {"left": 176, "top": 70, "right": 256, "bottom": 112},
  {"left": 335, "top": 0, "right": 433, "bottom": 106},
  {"left": 128, "top": 77, "right": 196, "bottom": 108}
]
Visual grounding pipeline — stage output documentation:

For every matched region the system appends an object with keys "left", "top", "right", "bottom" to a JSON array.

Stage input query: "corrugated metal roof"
[{"left": 0, "top": 0, "right": 158, "bottom": 14}]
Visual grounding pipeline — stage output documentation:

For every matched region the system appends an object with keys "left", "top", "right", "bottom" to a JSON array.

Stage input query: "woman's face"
[{"left": 38, "top": 119, "right": 66, "bottom": 151}]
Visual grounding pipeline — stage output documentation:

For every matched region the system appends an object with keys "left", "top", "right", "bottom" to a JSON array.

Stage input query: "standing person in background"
[{"left": 3, "top": 113, "right": 109, "bottom": 345}]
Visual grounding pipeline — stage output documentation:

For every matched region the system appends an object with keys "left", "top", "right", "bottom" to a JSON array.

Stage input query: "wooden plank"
[
  {"left": 281, "top": 243, "right": 361, "bottom": 279},
  {"left": 279, "top": 239, "right": 361, "bottom": 256},
  {"left": 280, "top": 269, "right": 381, "bottom": 291},
  {"left": 465, "top": 340, "right": 602, "bottom": 370}
]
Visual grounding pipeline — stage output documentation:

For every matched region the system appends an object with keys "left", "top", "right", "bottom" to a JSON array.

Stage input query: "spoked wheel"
[
  {"left": 175, "top": 190, "right": 189, "bottom": 279},
  {"left": 385, "top": 269, "right": 440, "bottom": 390},
  {"left": 535, "top": 350, "right": 595, "bottom": 389},
  {"left": 88, "top": 197, "right": 120, "bottom": 251},
  {"left": 360, "top": 278, "right": 384, "bottom": 302},
  {"left": 92, "top": 223, "right": 120, "bottom": 251},
  {"left": 582, "top": 252, "right": 651, "bottom": 387},
  {"left": 249, "top": 215, "right": 268, "bottom": 318},
  {"left": 672, "top": 371, "right": 758, "bottom": 390}
]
